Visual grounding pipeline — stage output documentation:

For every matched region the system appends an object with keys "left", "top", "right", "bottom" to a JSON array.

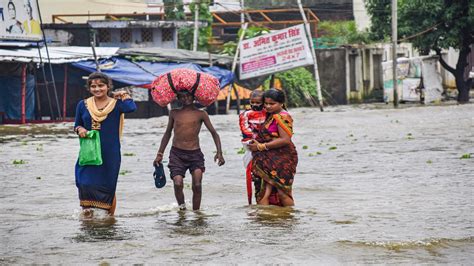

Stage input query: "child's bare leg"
[
  {"left": 191, "top": 169, "right": 203, "bottom": 210},
  {"left": 172, "top": 175, "right": 185, "bottom": 208},
  {"left": 277, "top": 189, "right": 294, "bottom": 206},
  {"left": 257, "top": 183, "right": 272, "bottom": 205}
]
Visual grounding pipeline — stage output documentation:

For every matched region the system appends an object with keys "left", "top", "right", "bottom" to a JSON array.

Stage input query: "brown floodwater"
[{"left": 1, "top": 103, "right": 473, "bottom": 264}]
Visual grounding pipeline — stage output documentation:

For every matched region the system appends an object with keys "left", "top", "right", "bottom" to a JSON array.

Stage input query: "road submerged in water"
[{"left": 1, "top": 103, "right": 473, "bottom": 264}]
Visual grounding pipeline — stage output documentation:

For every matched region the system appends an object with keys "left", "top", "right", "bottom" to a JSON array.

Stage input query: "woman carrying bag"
[{"left": 74, "top": 72, "right": 136, "bottom": 217}]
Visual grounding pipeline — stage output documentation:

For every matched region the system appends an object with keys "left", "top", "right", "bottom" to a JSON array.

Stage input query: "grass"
[
  {"left": 460, "top": 154, "right": 471, "bottom": 159},
  {"left": 237, "top": 147, "right": 245, "bottom": 154},
  {"left": 13, "top": 159, "right": 27, "bottom": 165}
]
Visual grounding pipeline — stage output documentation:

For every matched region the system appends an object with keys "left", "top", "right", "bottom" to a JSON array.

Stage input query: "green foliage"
[
  {"left": 123, "top": 152, "right": 135, "bottom": 156},
  {"left": 317, "top": 20, "right": 372, "bottom": 45},
  {"left": 220, "top": 26, "right": 270, "bottom": 55},
  {"left": 163, "top": 0, "right": 185, "bottom": 20},
  {"left": 221, "top": 41, "right": 237, "bottom": 56},
  {"left": 398, "top": 0, "right": 474, "bottom": 54},
  {"left": 13, "top": 159, "right": 26, "bottom": 165},
  {"left": 175, "top": 0, "right": 213, "bottom": 51},
  {"left": 460, "top": 153, "right": 471, "bottom": 159},
  {"left": 237, "top": 147, "right": 245, "bottom": 154},
  {"left": 364, "top": 0, "right": 392, "bottom": 41},
  {"left": 119, "top": 170, "right": 131, "bottom": 175},
  {"left": 239, "top": 26, "right": 270, "bottom": 39},
  {"left": 268, "top": 67, "right": 318, "bottom": 107}
]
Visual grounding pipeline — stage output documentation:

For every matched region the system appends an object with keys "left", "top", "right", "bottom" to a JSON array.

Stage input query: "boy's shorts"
[{"left": 168, "top": 146, "right": 205, "bottom": 179}]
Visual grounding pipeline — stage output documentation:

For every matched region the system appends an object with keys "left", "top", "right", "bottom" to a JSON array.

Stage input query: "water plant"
[{"left": 237, "top": 147, "right": 245, "bottom": 154}]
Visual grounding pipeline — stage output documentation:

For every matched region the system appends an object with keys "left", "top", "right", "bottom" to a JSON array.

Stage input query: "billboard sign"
[
  {"left": 239, "top": 24, "right": 313, "bottom": 80},
  {"left": 0, "top": 0, "right": 42, "bottom": 41}
]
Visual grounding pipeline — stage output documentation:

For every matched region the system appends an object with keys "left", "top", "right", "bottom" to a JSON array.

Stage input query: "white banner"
[
  {"left": 239, "top": 24, "right": 313, "bottom": 80},
  {"left": 0, "top": 0, "right": 42, "bottom": 41}
]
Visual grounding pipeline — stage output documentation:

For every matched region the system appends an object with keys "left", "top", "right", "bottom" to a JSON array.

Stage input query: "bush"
[{"left": 266, "top": 67, "right": 318, "bottom": 107}]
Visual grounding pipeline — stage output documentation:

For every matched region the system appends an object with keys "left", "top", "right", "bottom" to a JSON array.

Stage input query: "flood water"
[{"left": 1, "top": 103, "right": 473, "bottom": 264}]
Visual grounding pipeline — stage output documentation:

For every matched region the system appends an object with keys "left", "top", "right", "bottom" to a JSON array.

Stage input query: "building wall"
[
  {"left": 353, "top": 0, "right": 370, "bottom": 31},
  {"left": 315, "top": 48, "right": 348, "bottom": 104},
  {"left": 39, "top": 0, "right": 154, "bottom": 23}
]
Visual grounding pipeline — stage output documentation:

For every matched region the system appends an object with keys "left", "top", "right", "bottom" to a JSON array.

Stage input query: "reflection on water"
[
  {"left": 169, "top": 210, "right": 209, "bottom": 236},
  {"left": 73, "top": 217, "right": 132, "bottom": 242},
  {"left": 247, "top": 205, "right": 298, "bottom": 228}
]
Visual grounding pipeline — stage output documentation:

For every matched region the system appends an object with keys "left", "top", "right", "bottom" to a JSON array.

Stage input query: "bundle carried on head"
[{"left": 151, "top": 68, "right": 220, "bottom": 107}]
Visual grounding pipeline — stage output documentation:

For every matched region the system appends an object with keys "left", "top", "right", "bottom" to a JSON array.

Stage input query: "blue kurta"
[{"left": 74, "top": 99, "right": 136, "bottom": 210}]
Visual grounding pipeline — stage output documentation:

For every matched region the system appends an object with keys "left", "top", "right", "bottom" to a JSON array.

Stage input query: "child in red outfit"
[{"left": 239, "top": 90, "right": 281, "bottom": 206}]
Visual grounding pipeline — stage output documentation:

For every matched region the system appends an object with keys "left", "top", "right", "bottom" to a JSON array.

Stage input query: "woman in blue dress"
[{"left": 74, "top": 72, "right": 136, "bottom": 217}]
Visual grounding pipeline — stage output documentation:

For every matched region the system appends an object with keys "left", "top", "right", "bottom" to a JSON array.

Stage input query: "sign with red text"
[
  {"left": 239, "top": 24, "right": 313, "bottom": 80},
  {"left": 0, "top": 0, "right": 42, "bottom": 41}
]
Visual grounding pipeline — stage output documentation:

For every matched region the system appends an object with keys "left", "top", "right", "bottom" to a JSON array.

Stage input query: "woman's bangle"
[
  {"left": 264, "top": 143, "right": 269, "bottom": 150},
  {"left": 74, "top": 126, "right": 82, "bottom": 134}
]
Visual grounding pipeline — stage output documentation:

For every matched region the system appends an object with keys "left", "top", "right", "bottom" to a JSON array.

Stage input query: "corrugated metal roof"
[{"left": 0, "top": 46, "right": 119, "bottom": 64}]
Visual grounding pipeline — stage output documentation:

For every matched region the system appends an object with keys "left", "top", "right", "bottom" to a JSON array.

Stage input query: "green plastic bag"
[{"left": 79, "top": 130, "right": 103, "bottom": 166}]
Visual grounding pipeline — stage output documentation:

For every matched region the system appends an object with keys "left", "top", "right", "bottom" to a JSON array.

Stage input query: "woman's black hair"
[
  {"left": 87, "top": 72, "right": 113, "bottom": 90},
  {"left": 263, "top": 88, "right": 287, "bottom": 109}
]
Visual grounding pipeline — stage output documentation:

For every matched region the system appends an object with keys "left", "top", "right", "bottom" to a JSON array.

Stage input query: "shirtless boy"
[{"left": 154, "top": 91, "right": 225, "bottom": 210}]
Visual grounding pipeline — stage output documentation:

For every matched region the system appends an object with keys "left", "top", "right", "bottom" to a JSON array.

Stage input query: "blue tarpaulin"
[
  {"left": 72, "top": 58, "right": 235, "bottom": 89},
  {"left": 0, "top": 75, "right": 35, "bottom": 120}
]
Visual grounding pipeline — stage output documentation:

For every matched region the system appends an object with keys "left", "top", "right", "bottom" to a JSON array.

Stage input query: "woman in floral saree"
[{"left": 248, "top": 89, "right": 298, "bottom": 206}]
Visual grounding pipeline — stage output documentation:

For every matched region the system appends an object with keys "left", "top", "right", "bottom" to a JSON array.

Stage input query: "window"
[
  {"left": 223, "top": 27, "right": 240, "bottom": 35},
  {"left": 120, "top": 29, "right": 132, "bottom": 43},
  {"left": 141, "top": 28, "right": 153, "bottom": 42},
  {"left": 98, "top": 29, "right": 111, "bottom": 43},
  {"left": 162, "top": 28, "right": 174, "bottom": 42}
]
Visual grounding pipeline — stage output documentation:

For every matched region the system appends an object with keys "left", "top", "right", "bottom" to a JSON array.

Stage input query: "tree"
[
  {"left": 163, "top": 0, "right": 185, "bottom": 20},
  {"left": 364, "top": 0, "right": 391, "bottom": 41},
  {"left": 365, "top": 0, "right": 474, "bottom": 103},
  {"left": 163, "top": 0, "right": 212, "bottom": 51}
]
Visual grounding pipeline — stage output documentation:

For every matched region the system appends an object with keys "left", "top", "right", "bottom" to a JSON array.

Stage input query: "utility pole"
[
  {"left": 392, "top": 0, "right": 398, "bottom": 107},
  {"left": 297, "top": 0, "right": 324, "bottom": 111},
  {"left": 240, "top": 0, "right": 245, "bottom": 26},
  {"left": 193, "top": 0, "right": 200, "bottom": 51}
]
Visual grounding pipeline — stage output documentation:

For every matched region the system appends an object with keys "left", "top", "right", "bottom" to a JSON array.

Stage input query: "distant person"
[
  {"left": 248, "top": 88, "right": 298, "bottom": 206},
  {"left": 22, "top": 0, "right": 41, "bottom": 35},
  {"left": 74, "top": 72, "right": 136, "bottom": 218},
  {"left": 239, "top": 90, "right": 281, "bottom": 205},
  {"left": 153, "top": 90, "right": 225, "bottom": 211},
  {"left": 5, "top": 0, "right": 23, "bottom": 34}
]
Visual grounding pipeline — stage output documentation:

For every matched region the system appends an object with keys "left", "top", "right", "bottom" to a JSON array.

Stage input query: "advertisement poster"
[
  {"left": 239, "top": 24, "right": 313, "bottom": 80},
  {"left": 0, "top": 0, "right": 42, "bottom": 41}
]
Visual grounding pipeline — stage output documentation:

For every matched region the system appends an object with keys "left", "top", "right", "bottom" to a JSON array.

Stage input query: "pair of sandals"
[{"left": 154, "top": 163, "right": 166, "bottom": 188}]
